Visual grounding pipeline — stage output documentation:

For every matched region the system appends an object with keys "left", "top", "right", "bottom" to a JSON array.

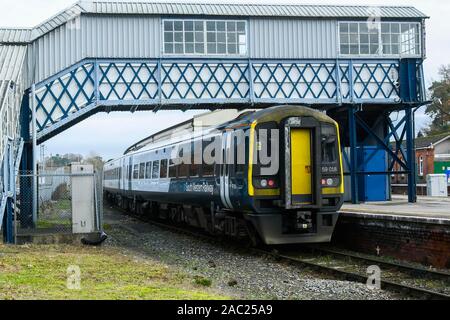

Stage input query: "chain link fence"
[{"left": 15, "top": 169, "right": 103, "bottom": 236}]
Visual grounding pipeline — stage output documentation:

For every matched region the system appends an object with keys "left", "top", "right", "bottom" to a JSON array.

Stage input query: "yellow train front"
[
  {"left": 240, "top": 106, "right": 345, "bottom": 245},
  {"left": 104, "top": 105, "right": 344, "bottom": 245}
]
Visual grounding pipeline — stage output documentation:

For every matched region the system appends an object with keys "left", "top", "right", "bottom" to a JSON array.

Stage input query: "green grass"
[
  {"left": 36, "top": 199, "right": 72, "bottom": 230},
  {"left": 0, "top": 244, "right": 228, "bottom": 300},
  {"left": 193, "top": 276, "right": 212, "bottom": 287},
  {"left": 36, "top": 220, "right": 72, "bottom": 229}
]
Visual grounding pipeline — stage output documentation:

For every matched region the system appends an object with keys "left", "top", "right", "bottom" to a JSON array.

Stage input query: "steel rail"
[
  {"left": 256, "top": 249, "right": 450, "bottom": 301},
  {"left": 111, "top": 204, "right": 450, "bottom": 300},
  {"left": 303, "top": 245, "right": 450, "bottom": 279}
]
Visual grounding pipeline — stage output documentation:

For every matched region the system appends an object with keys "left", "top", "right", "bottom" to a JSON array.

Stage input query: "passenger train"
[{"left": 104, "top": 105, "right": 344, "bottom": 245}]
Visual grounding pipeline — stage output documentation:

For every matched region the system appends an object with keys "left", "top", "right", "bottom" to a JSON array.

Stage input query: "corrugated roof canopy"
[
  {"left": 0, "top": 44, "right": 27, "bottom": 113},
  {"left": 86, "top": 1, "right": 428, "bottom": 19},
  {"left": 0, "top": 45, "right": 27, "bottom": 81},
  {"left": 0, "top": 29, "right": 32, "bottom": 44},
  {"left": 0, "top": 1, "right": 428, "bottom": 44}
]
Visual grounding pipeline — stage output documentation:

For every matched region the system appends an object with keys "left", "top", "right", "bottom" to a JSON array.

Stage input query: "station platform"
[
  {"left": 340, "top": 195, "right": 450, "bottom": 224},
  {"left": 333, "top": 196, "right": 450, "bottom": 269}
]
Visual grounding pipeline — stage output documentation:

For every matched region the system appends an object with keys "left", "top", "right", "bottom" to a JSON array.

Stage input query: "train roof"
[
  {"left": 124, "top": 109, "right": 255, "bottom": 155},
  {"left": 118, "top": 105, "right": 334, "bottom": 161}
]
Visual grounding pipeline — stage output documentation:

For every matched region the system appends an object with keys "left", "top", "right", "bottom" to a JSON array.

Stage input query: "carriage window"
[
  {"left": 191, "top": 144, "right": 201, "bottom": 177},
  {"left": 169, "top": 159, "right": 177, "bottom": 178},
  {"left": 191, "top": 163, "right": 201, "bottom": 177},
  {"left": 234, "top": 134, "right": 247, "bottom": 175},
  {"left": 178, "top": 163, "right": 189, "bottom": 178},
  {"left": 253, "top": 122, "right": 279, "bottom": 176},
  {"left": 145, "top": 162, "right": 152, "bottom": 179},
  {"left": 152, "top": 161, "right": 160, "bottom": 179},
  {"left": 202, "top": 163, "right": 215, "bottom": 177},
  {"left": 133, "top": 164, "right": 139, "bottom": 179},
  {"left": 160, "top": 159, "right": 168, "bottom": 179},
  {"left": 139, "top": 163, "right": 145, "bottom": 179}
]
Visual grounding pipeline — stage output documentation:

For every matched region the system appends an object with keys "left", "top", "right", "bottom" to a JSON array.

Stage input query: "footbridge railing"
[{"left": 30, "top": 58, "right": 424, "bottom": 142}]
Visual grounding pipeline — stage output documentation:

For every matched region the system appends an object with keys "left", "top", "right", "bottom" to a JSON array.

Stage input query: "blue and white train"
[{"left": 104, "top": 105, "right": 344, "bottom": 245}]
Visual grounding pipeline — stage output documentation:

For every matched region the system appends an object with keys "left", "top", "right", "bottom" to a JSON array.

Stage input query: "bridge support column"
[
  {"left": 405, "top": 107, "right": 417, "bottom": 203},
  {"left": 31, "top": 84, "right": 38, "bottom": 226},
  {"left": 19, "top": 91, "right": 35, "bottom": 228},
  {"left": 348, "top": 106, "right": 359, "bottom": 204},
  {"left": 3, "top": 198, "right": 14, "bottom": 244}
]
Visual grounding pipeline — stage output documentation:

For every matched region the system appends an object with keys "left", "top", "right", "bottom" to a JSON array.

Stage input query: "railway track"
[
  {"left": 259, "top": 247, "right": 450, "bottom": 300},
  {"left": 111, "top": 205, "right": 450, "bottom": 300}
]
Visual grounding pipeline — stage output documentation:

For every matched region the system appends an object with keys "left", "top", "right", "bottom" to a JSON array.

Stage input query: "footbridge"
[{"left": 0, "top": 1, "right": 429, "bottom": 242}]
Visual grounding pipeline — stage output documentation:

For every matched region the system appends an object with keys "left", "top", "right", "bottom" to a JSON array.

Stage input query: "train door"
[
  {"left": 128, "top": 156, "right": 133, "bottom": 191},
  {"left": 219, "top": 131, "right": 233, "bottom": 210},
  {"left": 290, "top": 128, "right": 313, "bottom": 205},
  {"left": 120, "top": 158, "right": 125, "bottom": 190},
  {"left": 228, "top": 131, "right": 245, "bottom": 207}
]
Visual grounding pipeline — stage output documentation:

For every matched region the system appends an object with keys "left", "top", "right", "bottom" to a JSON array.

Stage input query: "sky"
[{"left": 1, "top": 0, "right": 449, "bottom": 160}]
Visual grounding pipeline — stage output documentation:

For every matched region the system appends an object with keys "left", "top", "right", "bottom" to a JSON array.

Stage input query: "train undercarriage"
[
  {"left": 105, "top": 192, "right": 261, "bottom": 244},
  {"left": 104, "top": 191, "right": 339, "bottom": 246}
]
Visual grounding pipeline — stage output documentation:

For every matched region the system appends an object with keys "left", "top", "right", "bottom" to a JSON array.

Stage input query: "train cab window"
[
  {"left": 152, "top": 161, "right": 160, "bottom": 179},
  {"left": 321, "top": 125, "right": 338, "bottom": 163},
  {"left": 139, "top": 163, "right": 145, "bottom": 179},
  {"left": 160, "top": 159, "right": 168, "bottom": 179},
  {"left": 145, "top": 162, "right": 152, "bottom": 179},
  {"left": 169, "top": 159, "right": 177, "bottom": 178},
  {"left": 322, "top": 137, "right": 337, "bottom": 163},
  {"left": 133, "top": 164, "right": 139, "bottom": 179}
]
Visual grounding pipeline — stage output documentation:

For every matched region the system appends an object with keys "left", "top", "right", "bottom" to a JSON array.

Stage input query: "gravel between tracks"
[{"left": 103, "top": 206, "right": 406, "bottom": 300}]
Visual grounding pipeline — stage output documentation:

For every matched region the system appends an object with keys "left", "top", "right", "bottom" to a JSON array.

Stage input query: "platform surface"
[{"left": 340, "top": 195, "right": 450, "bottom": 223}]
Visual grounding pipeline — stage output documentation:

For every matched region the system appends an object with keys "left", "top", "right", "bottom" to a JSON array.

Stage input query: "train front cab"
[{"left": 247, "top": 116, "right": 344, "bottom": 245}]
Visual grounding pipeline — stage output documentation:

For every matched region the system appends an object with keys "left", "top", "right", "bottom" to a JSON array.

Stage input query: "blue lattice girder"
[
  {"left": 352, "top": 63, "right": 399, "bottom": 100},
  {"left": 98, "top": 62, "right": 159, "bottom": 101},
  {"left": 31, "top": 58, "right": 422, "bottom": 140},
  {"left": 252, "top": 62, "right": 338, "bottom": 100},
  {"left": 35, "top": 64, "right": 95, "bottom": 131},
  {"left": 161, "top": 62, "right": 250, "bottom": 100}
]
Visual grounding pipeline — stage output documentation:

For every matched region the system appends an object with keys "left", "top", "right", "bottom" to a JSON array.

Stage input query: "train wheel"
[{"left": 245, "top": 222, "right": 261, "bottom": 247}]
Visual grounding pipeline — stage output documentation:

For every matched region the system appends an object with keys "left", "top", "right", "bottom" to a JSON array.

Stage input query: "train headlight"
[
  {"left": 322, "top": 177, "right": 340, "bottom": 187},
  {"left": 255, "top": 178, "right": 278, "bottom": 189}
]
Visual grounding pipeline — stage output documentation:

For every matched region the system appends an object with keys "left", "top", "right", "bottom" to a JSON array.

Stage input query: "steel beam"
[
  {"left": 3, "top": 197, "right": 13, "bottom": 244},
  {"left": 405, "top": 107, "right": 417, "bottom": 203},
  {"left": 31, "top": 58, "right": 407, "bottom": 142},
  {"left": 348, "top": 106, "right": 359, "bottom": 204},
  {"left": 31, "top": 84, "right": 38, "bottom": 225}
]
